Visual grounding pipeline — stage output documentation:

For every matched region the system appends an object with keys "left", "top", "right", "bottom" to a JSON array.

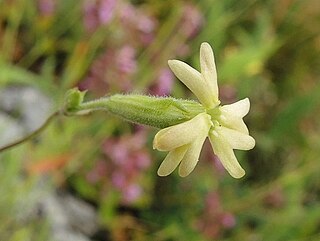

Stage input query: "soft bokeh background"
[{"left": 0, "top": 0, "right": 320, "bottom": 240}]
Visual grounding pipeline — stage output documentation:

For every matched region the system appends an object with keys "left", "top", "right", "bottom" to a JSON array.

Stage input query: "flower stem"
[{"left": 0, "top": 111, "right": 60, "bottom": 153}]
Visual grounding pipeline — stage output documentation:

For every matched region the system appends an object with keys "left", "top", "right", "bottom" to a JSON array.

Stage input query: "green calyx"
[
  {"left": 103, "top": 94, "right": 205, "bottom": 128},
  {"left": 64, "top": 89, "right": 205, "bottom": 129}
]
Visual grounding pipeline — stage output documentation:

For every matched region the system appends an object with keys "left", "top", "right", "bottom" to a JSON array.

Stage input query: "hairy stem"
[{"left": 0, "top": 111, "right": 60, "bottom": 153}]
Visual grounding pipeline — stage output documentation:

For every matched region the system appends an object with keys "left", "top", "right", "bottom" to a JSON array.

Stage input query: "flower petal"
[
  {"left": 219, "top": 110, "right": 249, "bottom": 134},
  {"left": 153, "top": 113, "right": 211, "bottom": 151},
  {"left": 200, "top": 42, "right": 219, "bottom": 105},
  {"left": 157, "top": 145, "right": 188, "bottom": 176},
  {"left": 218, "top": 126, "right": 255, "bottom": 150},
  {"left": 221, "top": 98, "right": 250, "bottom": 118},
  {"left": 168, "top": 60, "right": 217, "bottom": 108},
  {"left": 209, "top": 131, "right": 245, "bottom": 178},
  {"left": 178, "top": 130, "right": 208, "bottom": 177}
]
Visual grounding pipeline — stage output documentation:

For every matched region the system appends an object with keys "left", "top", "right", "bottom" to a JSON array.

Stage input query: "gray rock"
[
  {"left": 0, "top": 113, "right": 24, "bottom": 146},
  {"left": 41, "top": 192, "right": 98, "bottom": 241},
  {"left": 0, "top": 85, "right": 53, "bottom": 146}
]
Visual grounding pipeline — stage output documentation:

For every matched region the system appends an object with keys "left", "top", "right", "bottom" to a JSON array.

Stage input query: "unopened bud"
[{"left": 64, "top": 88, "right": 87, "bottom": 113}]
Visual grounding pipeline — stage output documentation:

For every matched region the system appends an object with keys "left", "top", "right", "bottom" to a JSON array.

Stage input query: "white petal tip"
[
  {"left": 152, "top": 133, "right": 172, "bottom": 151},
  {"left": 240, "top": 134, "right": 255, "bottom": 150},
  {"left": 167, "top": 59, "right": 178, "bottom": 66},
  {"left": 243, "top": 98, "right": 250, "bottom": 108},
  {"left": 247, "top": 137, "right": 256, "bottom": 150},
  {"left": 200, "top": 42, "right": 211, "bottom": 48},
  {"left": 157, "top": 170, "right": 170, "bottom": 177},
  {"left": 157, "top": 163, "right": 175, "bottom": 177},
  {"left": 178, "top": 171, "right": 191, "bottom": 177},
  {"left": 167, "top": 59, "right": 191, "bottom": 77},
  {"left": 200, "top": 42, "right": 214, "bottom": 58},
  {"left": 235, "top": 135, "right": 256, "bottom": 150},
  {"left": 152, "top": 139, "right": 159, "bottom": 150},
  {"left": 230, "top": 169, "right": 245, "bottom": 179}
]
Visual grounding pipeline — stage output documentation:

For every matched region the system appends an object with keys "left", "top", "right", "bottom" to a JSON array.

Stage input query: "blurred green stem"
[{"left": 0, "top": 111, "right": 60, "bottom": 153}]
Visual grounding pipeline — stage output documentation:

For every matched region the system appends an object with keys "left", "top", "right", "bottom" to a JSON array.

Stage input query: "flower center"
[{"left": 206, "top": 105, "right": 222, "bottom": 123}]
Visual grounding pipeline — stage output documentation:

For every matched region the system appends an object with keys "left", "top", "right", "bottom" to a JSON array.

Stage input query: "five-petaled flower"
[{"left": 153, "top": 42, "right": 255, "bottom": 178}]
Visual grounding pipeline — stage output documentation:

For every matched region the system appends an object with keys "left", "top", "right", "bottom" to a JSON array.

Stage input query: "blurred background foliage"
[{"left": 0, "top": 0, "right": 320, "bottom": 240}]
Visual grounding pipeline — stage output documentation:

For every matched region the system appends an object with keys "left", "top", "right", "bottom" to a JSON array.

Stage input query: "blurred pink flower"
[
  {"left": 134, "top": 151, "right": 151, "bottom": 169},
  {"left": 205, "top": 192, "right": 221, "bottom": 211},
  {"left": 83, "top": 1, "right": 96, "bottom": 31},
  {"left": 150, "top": 68, "right": 174, "bottom": 96},
  {"left": 175, "top": 43, "right": 191, "bottom": 58},
  {"left": 103, "top": 129, "right": 149, "bottom": 168},
  {"left": 79, "top": 45, "right": 136, "bottom": 95},
  {"left": 219, "top": 84, "right": 237, "bottom": 104},
  {"left": 122, "top": 183, "right": 142, "bottom": 203},
  {"left": 112, "top": 171, "right": 126, "bottom": 188},
  {"left": 85, "top": 128, "right": 151, "bottom": 204},
  {"left": 119, "top": 2, "right": 135, "bottom": 22},
  {"left": 221, "top": 212, "right": 236, "bottom": 228},
  {"left": 180, "top": 4, "right": 204, "bottom": 38},
  {"left": 100, "top": 0, "right": 116, "bottom": 24},
  {"left": 264, "top": 187, "right": 285, "bottom": 208},
  {"left": 119, "top": 2, "right": 157, "bottom": 45},
  {"left": 102, "top": 129, "right": 151, "bottom": 204},
  {"left": 116, "top": 45, "right": 137, "bottom": 74},
  {"left": 38, "top": 0, "right": 55, "bottom": 16},
  {"left": 196, "top": 191, "right": 236, "bottom": 239},
  {"left": 137, "top": 15, "right": 156, "bottom": 34},
  {"left": 83, "top": 0, "right": 116, "bottom": 32},
  {"left": 86, "top": 160, "right": 109, "bottom": 183}
]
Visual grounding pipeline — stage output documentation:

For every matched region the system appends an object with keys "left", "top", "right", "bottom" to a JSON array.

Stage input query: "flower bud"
[{"left": 64, "top": 88, "right": 87, "bottom": 112}]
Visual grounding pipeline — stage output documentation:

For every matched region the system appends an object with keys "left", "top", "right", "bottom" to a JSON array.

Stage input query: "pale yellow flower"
[
  {"left": 154, "top": 42, "right": 255, "bottom": 178},
  {"left": 153, "top": 112, "right": 212, "bottom": 177}
]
